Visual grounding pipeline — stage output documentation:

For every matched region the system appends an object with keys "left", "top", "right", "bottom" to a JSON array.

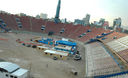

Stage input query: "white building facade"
[
  {"left": 40, "top": 13, "right": 48, "bottom": 19},
  {"left": 83, "top": 14, "right": 90, "bottom": 25}
]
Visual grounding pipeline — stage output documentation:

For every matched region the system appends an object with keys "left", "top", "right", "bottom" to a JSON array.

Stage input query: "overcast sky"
[{"left": 0, "top": 0, "right": 128, "bottom": 26}]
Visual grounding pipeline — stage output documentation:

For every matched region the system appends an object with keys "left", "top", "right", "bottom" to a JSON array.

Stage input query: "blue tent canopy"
[
  {"left": 38, "top": 40, "right": 48, "bottom": 44},
  {"left": 56, "top": 40, "right": 77, "bottom": 46}
]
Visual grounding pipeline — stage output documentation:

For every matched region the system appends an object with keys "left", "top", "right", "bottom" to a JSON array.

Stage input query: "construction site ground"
[{"left": 0, "top": 32, "right": 85, "bottom": 78}]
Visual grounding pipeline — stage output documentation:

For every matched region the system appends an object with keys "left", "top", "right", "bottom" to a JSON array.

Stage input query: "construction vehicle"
[{"left": 74, "top": 54, "right": 82, "bottom": 61}]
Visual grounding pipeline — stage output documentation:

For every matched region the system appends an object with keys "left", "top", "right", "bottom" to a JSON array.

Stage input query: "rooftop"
[
  {"left": 12, "top": 68, "right": 28, "bottom": 76},
  {"left": 0, "top": 62, "right": 19, "bottom": 73},
  {"left": 44, "top": 50, "right": 68, "bottom": 56}
]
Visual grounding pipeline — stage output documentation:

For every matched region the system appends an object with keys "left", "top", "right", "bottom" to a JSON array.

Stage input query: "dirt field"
[{"left": 0, "top": 32, "right": 85, "bottom": 78}]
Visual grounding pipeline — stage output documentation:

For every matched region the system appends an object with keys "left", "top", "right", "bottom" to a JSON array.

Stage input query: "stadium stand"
[
  {"left": 45, "top": 21, "right": 65, "bottom": 35},
  {"left": 0, "top": 13, "right": 113, "bottom": 42},
  {"left": 100, "top": 31, "right": 127, "bottom": 43},
  {"left": 66, "top": 25, "right": 82, "bottom": 37},
  {"left": 0, "top": 13, "right": 18, "bottom": 30},
  {"left": 19, "top": 16, "right": 31, "bottom": 31},
  {"left": 60, "top": 23, "right": 74, "bottom": 37},
  {"left": 69, "top": 25, "right": 90, "bottom": 39},
  {"left": 105, "top": 36, "right": 128, "bottom": 66},
  {"left": 1, "top": 12, "right": 128, "bottom": 78},
  {"left": 86, "top": 42, "right": 121, "bottom": 77},
  {"left": 78, "top": 27, "right": 111, "bottom": 42},
  {"left": 31, "top": 18, "right": 45, "bottom": 32}
]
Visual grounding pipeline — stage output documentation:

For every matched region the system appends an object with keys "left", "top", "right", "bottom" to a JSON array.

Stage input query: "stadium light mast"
[{"left": 54, "top": 0, "right": 61, "bottom": 23}]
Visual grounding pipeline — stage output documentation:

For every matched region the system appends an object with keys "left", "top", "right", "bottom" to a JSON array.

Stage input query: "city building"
[
  {"left": 103, "top": 21, "right": 109, "bottom": 29},
  {"left": 61, "top": 18, "right": 67, "bottom": 23},
  {"left": 93, "top": 19, "right": 109, "bottom": 29},
  {"left": 40, "top": 13, "right": 48, "bottom": 19},
  {"left": 93, "top": 21, "right": 102, "bottom": 26},
  {"left": 113, "top": 17, "right": 122, "bottom": 29},
  {"left": 99, "top": 18, "right": 105, "bottom": 26},
  {"left": 17, "top": 13, "right": 27, "bottom": 16},
  {"left": 74, "top": 19, "right": 84, "bottom": 25},
  {"left": 73, "top": 14, "right": 90, "bottom": 26},
  {"left": 36, "top": 15, "right": 40, "bottom": 19},
  {"left": 83, "top": 14, "right": 90, "bottom": 25}
]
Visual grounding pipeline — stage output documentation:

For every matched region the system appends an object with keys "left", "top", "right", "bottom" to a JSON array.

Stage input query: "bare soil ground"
[{"left": 0, "top": 32, "right": 85, "bottom": 78}]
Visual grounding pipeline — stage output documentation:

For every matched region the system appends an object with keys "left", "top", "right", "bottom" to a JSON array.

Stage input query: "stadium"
[{"left": 0, "top": 0, "right": 128, "bottom": 78}]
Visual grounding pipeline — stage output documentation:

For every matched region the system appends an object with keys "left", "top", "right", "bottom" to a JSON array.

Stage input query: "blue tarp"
[
  {"left": 46, "top": 38, "right": 53, "bottom": 41},
  {"left": 38, "top": 40, "right": 48, "bottom": 44},
  {"left": 54, "top": 47, "right": 75, "bottom": 55},
  {"left": 87, "top": 29, "right": 91, "bottom": 32},
  {"left": 38, "top": 38, "right": 54, "bottom": 45},
  {"left": 96, "top": 35, "right": 103, "bottom": 38},
  {"left": 101, "top": 33, "right": 108, "bottom": 36},
  {"left": 89, "top": 38, "right": 97, "bottom": 42},
  {"left": 56, "top": 40, "right": 77, "bottom": 46}
]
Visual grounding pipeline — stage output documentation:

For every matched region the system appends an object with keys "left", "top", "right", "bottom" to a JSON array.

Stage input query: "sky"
[{"left": 0, "top": 0, "right": 128, "bottom": 26}]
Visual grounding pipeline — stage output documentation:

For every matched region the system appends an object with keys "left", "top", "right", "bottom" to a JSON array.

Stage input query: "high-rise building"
[
  {"left": 73, "top": 14, "right": 90, "bottom": 26},
  {"left": 36, "top": 15, "right": 40, "bottom": 19},
  {"left": 99, "top": 18, "right": 105, "bottom": 26},
  {"left": 113, "top": 18, "right": 121, "bottom": 29},
  {"left": 83, "top": 14, "right": 90, "bottom": 26}
]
